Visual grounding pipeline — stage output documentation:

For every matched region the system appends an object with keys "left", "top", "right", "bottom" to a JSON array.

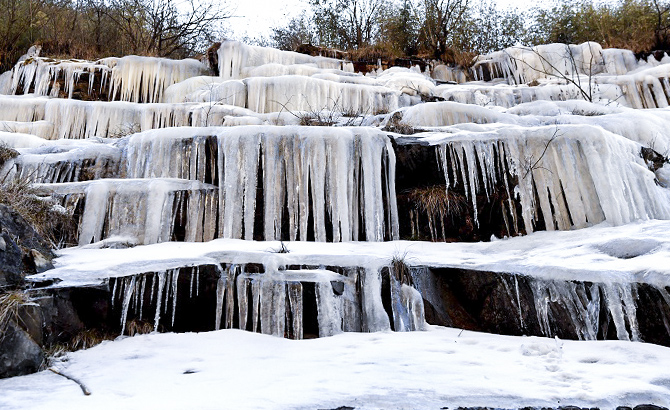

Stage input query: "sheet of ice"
[
  {"left": 6, "top": 57, "right": 111, "bottom": 99},
  {"left": 218, "top": 40, "right": 350, "bottom": 80},
  {"left": 398, "top": 99, "right": 670, "bottom": 154},
  {"left": 34, "top": 98, "right": 256, "bottom": 139},
  {"left": 0, "top": 138, "right": 121, "bottom": 183},
  {"left": 0, "top": 95, "right": 48, "bottom": 122},
  {"left": 392, "top": 118, "right": 670, "bottom": 233},
  {"left": 455, "top": 42, "right": 670, "bottom": 109},
  {"left": 103, "top": 56, "right": 209, "bottom": 103},
  {"left": 474, "top": 42, "right": 614, "bottom": 85},
  {"left": 1, "top": 327, "right": 669, "bottom": 410}
]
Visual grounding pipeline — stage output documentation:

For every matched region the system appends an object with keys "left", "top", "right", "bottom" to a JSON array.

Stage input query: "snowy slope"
[{"left": 1, "top": 327, "right": 669, "bottom": 410}]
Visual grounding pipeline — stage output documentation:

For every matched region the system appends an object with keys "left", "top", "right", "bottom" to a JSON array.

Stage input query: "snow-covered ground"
[{"left": 1, "top": 326, "right": 669, "bottom": 410}]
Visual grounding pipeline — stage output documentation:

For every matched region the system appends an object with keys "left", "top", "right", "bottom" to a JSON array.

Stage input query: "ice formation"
[
  {"left": 427, "top": 123, "right": 669, "bottom": 233},
  {"left": 39, "top": 178, "right": 218, "bottom": 245},
  {"left": 3, "top": 55, "right": 208, "bottom": 103},
  {"left": 217, "top": 40, "right": 352, "bottom": 80},
  {"left": 2, "top": 38, "right": 670, "bottom": 351},
  {"left": 123, "top": 126, "right": 398, "bottom": 242},
  {"left": 105, "top": 254, "right": 395, "bottom": 339}
]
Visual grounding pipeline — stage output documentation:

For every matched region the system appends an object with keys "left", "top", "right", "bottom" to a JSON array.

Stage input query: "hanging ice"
[
  {"left": 123, "top": 126, "right": 398, "bottom": 242},
  {"left": 37, "top": 178, "right": 218, "bottom": 245}
]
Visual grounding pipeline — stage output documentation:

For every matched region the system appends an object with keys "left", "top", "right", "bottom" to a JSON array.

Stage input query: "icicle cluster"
[
  {"left": 124, "top": 126, "right": 398, "bottom": 242},
  {"left": 40, "top": 178, "right": 217, "bottom": 245},
  {"left": 2, "top": 55, "right": 208, "bottom": 103},
  {"left": 429, "top": 124, "right": 670, "bottom": 233},
  {"left": 529, "top": 279, "right": 647, "bottom": 342},
  {"left": 1, "top": 140, "right": 121, "bottom": 184},
  {"left": 110, "top": 258, "right": 395, "bottom": 340}
]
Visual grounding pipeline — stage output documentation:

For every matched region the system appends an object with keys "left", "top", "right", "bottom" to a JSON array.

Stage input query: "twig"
[{"left": 49, "top": 368, "right": 91, "bottom": 396}]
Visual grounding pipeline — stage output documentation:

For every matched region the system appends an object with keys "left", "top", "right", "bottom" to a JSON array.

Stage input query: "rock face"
[
  {"left": 0, "top": 204, "right": 54, "bottom": 288},
  {"left": 0, "top": 321, "right": 43, "bottom": 378},
  {"left": 417, "top": 267, "right": 670, "bottom": 347},
  {"left": 0, "top": 203, "right": 56, "bottom": 378}
]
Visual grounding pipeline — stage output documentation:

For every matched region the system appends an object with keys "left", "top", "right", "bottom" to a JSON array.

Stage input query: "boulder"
[
  {"left": 0, "top": 321, "right": 43, "bottom": 378},
  {"left": 0, "top": 204, "right": 55, "bottom": 288}
]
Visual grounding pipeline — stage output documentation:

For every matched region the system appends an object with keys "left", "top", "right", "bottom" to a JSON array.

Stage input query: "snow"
[
  {"left": 1, "top": 327, "right": 669, "bottom": 410},
  {"left": 28, "top": 219, "right": 670, "bottom": 289}
]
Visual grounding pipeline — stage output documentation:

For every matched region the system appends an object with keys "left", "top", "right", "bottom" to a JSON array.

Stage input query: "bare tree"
[
  {"left": 421, "top": 0, "right": 470, "bottom": 58},
  {"left": 105, "top": 0, "right": 230, "bottom": 58}
]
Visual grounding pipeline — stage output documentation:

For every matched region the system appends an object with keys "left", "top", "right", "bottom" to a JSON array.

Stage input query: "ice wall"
[
  {"left": 1, "top": 139, "right": 121, "bottom": 184},
  {"left": 8, "top": 57, "right": 110, "bottom": 99},
  {"left": 109, "top": 260, "right": 395, "bottom": 339},
  {"left": 39, "top": 178, "right": 218, "bottom": 245},
  {"left": 217, "top": 41, "right": 351, "bottom": 80},
  {"left": 103, "top": 56, "right": 209, "bottom": 103},
  {"left": 420, "top": 124, "right": 670, "bottom": 234},
  {"left": 3, "top": 55, "right": 209, "bottom": 103},
  {"left": 124, "top": 126, "right": 399, "bottom": 242},
  {"left": 2, "top": 97, "right": 255, "bottom": 140},
  {"left": 244, "top": 75, "right": 409, "bottom": 114},
  {"left": 473, "top": 42, "right": 609, "bottom": 85},
  {"left": 467, "top": 42, "right": 670, "bottom": 109}
]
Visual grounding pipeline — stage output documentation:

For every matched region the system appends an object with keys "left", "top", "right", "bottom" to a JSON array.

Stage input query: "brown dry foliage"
[{"left": 0, "top": 177, "right": 74, "bottom": 248}]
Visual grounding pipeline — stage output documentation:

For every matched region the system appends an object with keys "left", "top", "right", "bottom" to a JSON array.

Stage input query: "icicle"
[
  {"left": 170, "top": 269, "right": 180, "bottom": 327},
  {"left": 316, "top": 281, "right": 342, "bottom": 337},
  {"left": 251, "top": 279, "right": 261, "bottom": 333},
  {"left": 139, "top": 274, "right": 147, "bottom": 320},
  {"left": 189, "top": 270, "right": 195, "bottom": 299},
  {"left": 402, "top": 285, "right": 426, "bottom": 331},
  {"left": 215, "top": 269, "right": 226, "bottom": 331},
  {"left": 532, "top": 281, "right": 552, "bottom": 337},
  {"left": 111, "top": 277, "right": 120, "bottom": 309},
  {"left": 225, "top": 265, "right": 236, "bottom": 329},
  {"left": 514, "top": 275, "right": 524, "bottom": 329},
  {"left": 195, "top": 266, "right": 200, "bottom": 297},
  {"left": 390, "top": 275, "right": 410, "bottom": 332},
  {"left": 237, "top": 273, "right": 249, "bottom": 331},
  {"left": 150, "top": 273, "right": 157, "bottom": 306},
  {"left": 153, "top": 271, "right": 166, "bottom": 332},
  {"left": 120, "top": 276, "right": 137, "bottom": 335},
  {"left": 288, "top": 282, "right": 303, "bottom": 340},
  {"left": 360, "top": 268, "right": 391, "bottom": 332}
]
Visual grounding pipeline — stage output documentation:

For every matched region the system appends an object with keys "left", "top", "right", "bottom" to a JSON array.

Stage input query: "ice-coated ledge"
[
  {"left": 1, "top": 326, "right": 669, "bottom": 410},
  {"left": 29, "top": 219, "right": 670, "bottom": 289}
]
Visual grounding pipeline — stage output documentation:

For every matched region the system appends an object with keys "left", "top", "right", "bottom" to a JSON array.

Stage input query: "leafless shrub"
[
  {"left": 383, "top": 111, "right": 416, "bottom": 134},
  {"left": 0, "top": 143, "right": 19, "bottom": 167},
  {"left": 400, "top": 185, "right": 469, "bottom": 242},
  {"left": 108, "top": 122, "right": 141, "bottom": 138}
]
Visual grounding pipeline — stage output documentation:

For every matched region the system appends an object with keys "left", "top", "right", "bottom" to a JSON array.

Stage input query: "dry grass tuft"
[
  {"left": 126, "top": 319, "right": 154, "bottom": 336},
  {"left": 0, "top": 176, "right": 74, "bottom": 248},
  {"left": 0, "top": 291, "right": 29, "bottom": 337},
  {"left": 390, "top": 254, "right": 413, "bottom": 287},
  {"left": 404, "top": 185, "right": 468, "bottom": 218},
  {"left": 0, "top": 144, "right": 19, "bottom": 167}
]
